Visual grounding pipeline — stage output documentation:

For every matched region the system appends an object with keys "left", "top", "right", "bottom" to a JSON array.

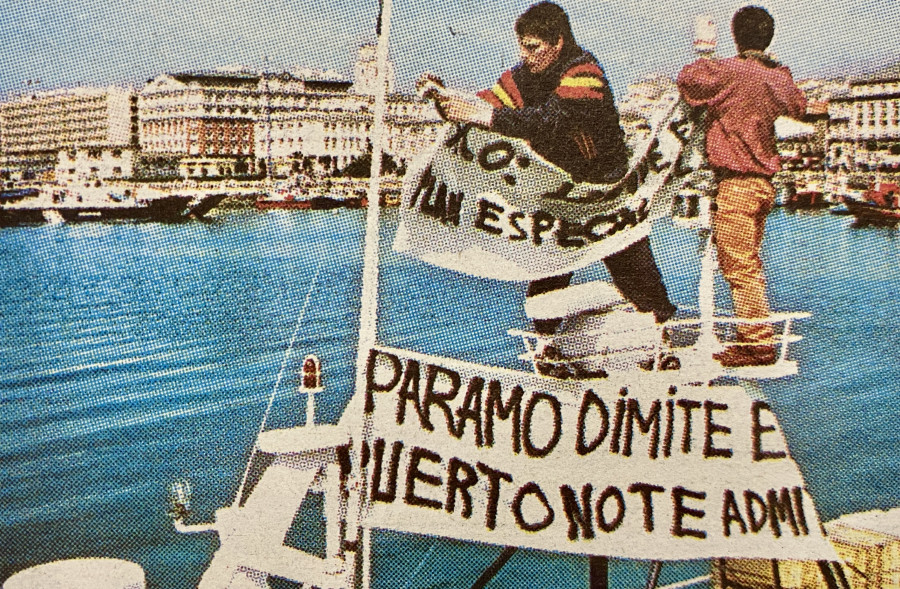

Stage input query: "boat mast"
[
  {"left": 348, "top": 0, "right": 393, "bottom": 586},
  {"left": 263, "top": 56, "right": 273, "bottom": 184}
]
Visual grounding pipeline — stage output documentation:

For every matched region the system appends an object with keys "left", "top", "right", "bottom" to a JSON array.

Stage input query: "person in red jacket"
[
  {"left": 423, "top": 1, "right": 677, "bottom": 349},
  {"left": 678, "top": 6, "right": 806, "bottom": 367}
]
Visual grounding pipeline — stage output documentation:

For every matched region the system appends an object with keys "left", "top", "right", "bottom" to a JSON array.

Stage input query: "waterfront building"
[
  {"left": 139, "top": 69, "right": 328, "bottom": 178},
  {"left": 827, "top": 70, "right": 900, "bottom": 174},
  {"left": 140, "top": 45, "right": 442, "bottom": 179},
  {"left": 55, "top": 147, "right": 135, "bottom": 186},
  {"left": 0, "top": 86, "right": 138, "bottom": 181},
  {"left": 256, "top": 92, "right": 441, "bottom": 177}
]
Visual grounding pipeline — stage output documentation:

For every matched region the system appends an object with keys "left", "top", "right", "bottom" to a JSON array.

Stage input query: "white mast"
[{"left": 348, "top": 0, "right": 394, "bottom": 586}]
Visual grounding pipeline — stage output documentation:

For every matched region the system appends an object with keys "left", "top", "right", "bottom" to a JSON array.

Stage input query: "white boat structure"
[
  {"left": 4, "top": 5, "right": 897, "bottom": 589},
  {"left": 0, "top": 183, "right": 229, "bottom": 226}
]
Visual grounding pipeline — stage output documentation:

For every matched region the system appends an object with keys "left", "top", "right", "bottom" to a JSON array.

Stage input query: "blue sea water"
[{"left": 0, "top": 208, "right": 897, "bottom": 588}]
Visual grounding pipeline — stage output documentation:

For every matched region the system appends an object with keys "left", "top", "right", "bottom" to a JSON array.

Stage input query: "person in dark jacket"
[
  {"left": 426, "top": 1, "right": 677, "bottom": 341},
  {"left": 678, "top": 6, "right": 806, "bottom": 367}
]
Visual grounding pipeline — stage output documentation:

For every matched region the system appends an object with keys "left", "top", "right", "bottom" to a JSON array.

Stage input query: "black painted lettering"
[
  {"left": 409, "top": 165, "right": 436, "bottom": 209},
  {"left": 474, "top": 199, "right": 504, "bottom": 235},
  {"left": 484, "top": 381, "right": 523, "bottom": 454},
  {"left": 477, "top": 462, "right": 513, "bottom": 531},
  {"left": 455, "top": 376, "right": 484, "bottom": 446},
  {"left": 609, "top": 389, "right": 628, "bottom": 454},
  {"left": 404, "top": 446, "right": 443, "bottom": 510},
  {"left": 508, "top": 212, "right": 528, "bottom": 241},
  {"left": 576, "top": 390, "right": 609, "bottom": 456},
  {"left": 560, "top": 483, "right": 595, "bottom": 540},
  {"left": 628, "top": 482, "right": 665, "bottom": 532},
  {"left": 623, "top": 398, "right": 661, "bottom": 459},
  {"left": 365, "top": 349, "right": 402, "bottom": 414},
  {"left": 522, "top": 392, "right": 562, "bottom": 458},
  {"left": 478, "top": 141, "right": 515, "bottom": 171},
  {"left": 752, "top": 401, "right": 786, "bottom": 461},
  {"left": 672, "top": 486, "right": 707, "bottom": 539},
  {"left": 703, "top": 401, "right": 732, "bottom": 458},
  {"left": 540, "top": 182, "right": 575, "bottom": 201},
  {"left": 446, "top": 191, "right": 464, "bottom": 226},
  {"left": 531, "top": 211, "right": 555, "bottom": 246},
  {"left": 584, "top": 214, "right": 616, "bottom": 242},
  {"left": 445, "top": 124, "right": 474, "bottom": 161},
  {"left": 422, "top": 364, "right": 461, "bottom": 434},
  {"left": 744, "top": 490, "right": 768, "bottom": 533},
  {"left": 395, "top": 359, "right": 426, "bottom": 427},
  {"left": 513, "top": 482, "right": 555, "bottom": 532},
  {"left": 792, "top": 487, "right": 809, "bottom": 535},
  {"left": 766, "top": 488, "right": 799, "bottom": 537},
  {"left": 722, "top": 490, "right": 748, "bottom": 536},
  {"left": 371, "top": 438, "right": 404, "bottom": 504},
  {"left": 636, "top": 198, "right": 650, "bottom": 223},
  {"left": 429, "top": 182, "right": 448, "bottom": 220},
  {"left": 446, "top": 457, "right": 478, "bottom": 519},
  {"left": 646, "top": 139, "right": 666, "bottom": 173},
  {"left": 677, "top": 399, "right": 702, "bottom": 454},
  {"left": 595, "top": 486, "right": 626, "bottom": 533},
  {"left": 556, "top": 218, "right": 586, "bottom": 248},
  {"left": 663, "top": 399, "right": 675, "bottom": 458}
]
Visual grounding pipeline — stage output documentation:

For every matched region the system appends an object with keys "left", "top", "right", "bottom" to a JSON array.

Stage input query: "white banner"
[
  {"left": 355, "top": 347, "right": 837, "bottom": 561},
  {"left": 393, "top": 100, "right": 701, "bottom": 281}
]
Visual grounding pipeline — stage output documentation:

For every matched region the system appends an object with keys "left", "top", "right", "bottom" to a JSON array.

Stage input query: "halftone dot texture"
[{"left": 0, "top": 0, "right": 899, "bottom": 587}]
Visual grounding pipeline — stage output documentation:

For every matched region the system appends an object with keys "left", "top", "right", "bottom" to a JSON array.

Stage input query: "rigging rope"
[
  {"left": 232, "top": 257, "right": 325, "bottom": 504},
  {"left": 401, "top": 539, "right": 438, "bottom": 589}
]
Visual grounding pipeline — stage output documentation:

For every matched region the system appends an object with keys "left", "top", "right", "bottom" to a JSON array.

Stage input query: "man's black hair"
[
  {"left": 732, "top": 5, "right": 775, "bottom": 51},
  {"left": 515, "top": 2, "right": 577, "bottom": 48}
]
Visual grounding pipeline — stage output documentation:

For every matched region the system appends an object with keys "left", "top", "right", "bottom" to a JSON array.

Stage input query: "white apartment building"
[
  {"left": 828, "top": 75, "right": 900, "bottom": 172},
  {"left": 257, "top": 93, "right": 441, "bottom": 177},
  {"left": 0, "top": 86, "right": 137, "bottom": 180},
  {"left": 141, "top": 45, "right": 442, "bottom": 179},
  {"left": 55, "top": 147, "right": 135, "bottom": 186}
]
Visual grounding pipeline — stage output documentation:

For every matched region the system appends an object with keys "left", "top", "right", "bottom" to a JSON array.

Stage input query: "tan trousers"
[{"left": 713, "top": 176, "right": 775, "bottom": 344}]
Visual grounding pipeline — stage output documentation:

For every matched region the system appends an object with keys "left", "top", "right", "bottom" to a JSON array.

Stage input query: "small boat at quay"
[
  {"left": 845, "top": 181, "right": 900, "bottom": 225},
  {"left": 255, "top": 178, "right": 368, "bottom": 211},
  {"left": 0, "top": 184, "right": 226, "bottom": 226}
]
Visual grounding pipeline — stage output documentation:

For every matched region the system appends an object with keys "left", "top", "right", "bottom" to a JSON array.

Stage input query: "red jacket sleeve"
[
  {"left": 773, "top": 66, "right": 807, "bottom": 118},
  {"left": 676, "top": 59, "right": 726, "bottom": 107}
]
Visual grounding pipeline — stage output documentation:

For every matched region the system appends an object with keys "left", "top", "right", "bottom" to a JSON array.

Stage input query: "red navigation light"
[{"left": 302, "top": 354, "right": 321, "bottom": 390}]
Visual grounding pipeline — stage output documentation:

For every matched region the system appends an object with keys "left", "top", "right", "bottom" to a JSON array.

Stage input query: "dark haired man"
[
  {"left": 428, "top": 1, "right": 677, "bottom": 341},
  {"left": 678, "top": 6, "right": 806, "bottom": 367}
]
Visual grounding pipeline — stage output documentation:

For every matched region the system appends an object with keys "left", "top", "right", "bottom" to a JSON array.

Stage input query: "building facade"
[
  {"left": 55, "top": 147, "right": 135, "bottom": 186},
  {"left": 828, "top": 76, "right": 900, "bottom": 173},
  {"left": 140, "top": 45, "right": 442, "bottom": 179},
  {"left": 0, "top": 86, "right": 137, "bottom": 181}
]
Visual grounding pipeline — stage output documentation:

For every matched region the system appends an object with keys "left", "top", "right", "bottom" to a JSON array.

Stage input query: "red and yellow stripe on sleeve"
[
  {"left": 555, "top": 62, "right": 608, "bottom": 100},
  {"left": 477, "top": 70, "right": 524, "bottom": 109}
]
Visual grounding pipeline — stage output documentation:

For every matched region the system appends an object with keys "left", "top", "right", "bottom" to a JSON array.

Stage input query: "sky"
[{"left": 0, "top": 0, "right": 897, "bottom": 100}]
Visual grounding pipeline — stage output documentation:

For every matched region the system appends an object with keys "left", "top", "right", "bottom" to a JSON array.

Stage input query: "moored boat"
[
  {"left": 255, "top": 181, "right": 368, "bottom": 210},
  {"left": 846, "top": 181, "right": 900, "bottom": 225},
  {"left": 0, "top": 184, "right": 222, "bottom": 226}
]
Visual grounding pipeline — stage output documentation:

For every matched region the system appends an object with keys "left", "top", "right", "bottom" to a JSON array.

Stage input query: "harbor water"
[{"left": 0, "top": 208, "right": 898, "bottom": 588}]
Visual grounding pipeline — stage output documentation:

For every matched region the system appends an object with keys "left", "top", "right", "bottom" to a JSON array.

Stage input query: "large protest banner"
[
  {"left": 355, "top": 347, "right": 838, "bottom": 561},
  {"left": 393, "top": 98, "right": 701, "bottom": 281}
]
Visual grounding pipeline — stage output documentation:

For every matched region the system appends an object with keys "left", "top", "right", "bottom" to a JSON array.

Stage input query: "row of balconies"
[
  {"left": 3, "top": 129, "right": 107, "bottom": 145},
  {"left": 1, "top": 104, "right": 109, "bottom": 121},
  {"left": 0, "top": 94, "right": 109, "bottom": 113},
  {"left": 4, "top": 116, "right": 109, "bottom": 130},
  {"left": 4, "top": 125, "right": 107, "bottom": 140}
]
